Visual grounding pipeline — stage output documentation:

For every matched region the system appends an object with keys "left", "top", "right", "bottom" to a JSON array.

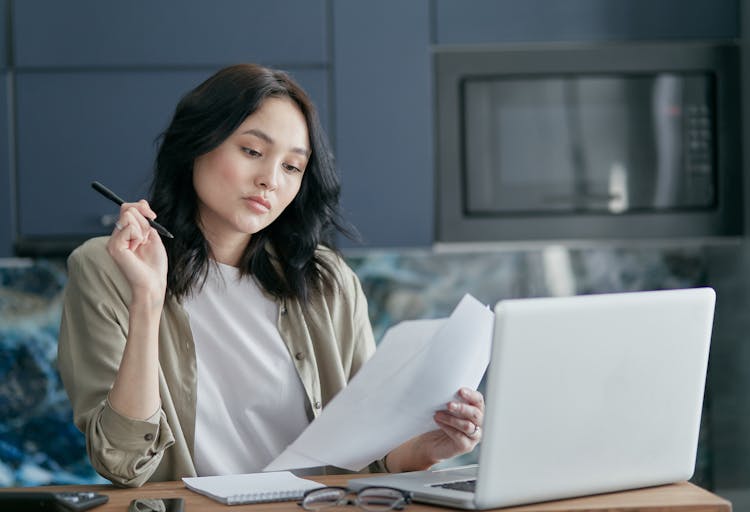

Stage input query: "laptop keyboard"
[{"left": 432, "top": 479, "right": 477, "bottom": 493}]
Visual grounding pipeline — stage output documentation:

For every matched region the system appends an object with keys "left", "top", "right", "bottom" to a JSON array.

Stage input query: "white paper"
[{"left": 265, "top": 293, "right": 494, "bottom": 472}]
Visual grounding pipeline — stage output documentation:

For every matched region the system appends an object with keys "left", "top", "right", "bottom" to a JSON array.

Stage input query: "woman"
[{"left": 57, "top": 64, "right": 483, "bottom": 487}]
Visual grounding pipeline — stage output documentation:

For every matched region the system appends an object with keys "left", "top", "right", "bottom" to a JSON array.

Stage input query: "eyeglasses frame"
[{"left": 298, "top": 485, "right": 412, "bottom": 511}]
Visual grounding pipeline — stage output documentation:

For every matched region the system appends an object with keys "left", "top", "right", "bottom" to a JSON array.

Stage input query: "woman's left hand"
[{"left": 385, "top": 387, "right": 484, "bottom": 473}]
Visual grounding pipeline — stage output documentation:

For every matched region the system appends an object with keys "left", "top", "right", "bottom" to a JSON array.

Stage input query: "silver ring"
[
  {"left": 469, "top": 423, "right": 481, "bottom": 439},
  {"left": 114, "top": 221, "right": 123, "bottom": 231}
]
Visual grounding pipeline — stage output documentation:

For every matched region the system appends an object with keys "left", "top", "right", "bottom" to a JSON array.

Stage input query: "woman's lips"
[{"left": 245, "top": 196, "right": 271, "bottom": 213}]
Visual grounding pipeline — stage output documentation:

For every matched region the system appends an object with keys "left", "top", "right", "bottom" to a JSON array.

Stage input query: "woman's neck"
[{"left": 205, "top": 232, "right": 251, "bottom": 268}]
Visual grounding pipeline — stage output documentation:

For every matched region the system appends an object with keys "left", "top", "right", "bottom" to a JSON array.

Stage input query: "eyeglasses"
[{"left": 299, "top": 486, "right": 411, "bottom": 511}]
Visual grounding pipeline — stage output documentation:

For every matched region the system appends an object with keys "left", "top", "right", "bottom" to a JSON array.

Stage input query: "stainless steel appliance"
[{"left": 435, "top": 42, "right": 741, "bottom": 243}]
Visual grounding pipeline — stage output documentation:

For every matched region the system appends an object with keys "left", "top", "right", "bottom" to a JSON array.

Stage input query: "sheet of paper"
[{"left": 265, "top": 293, "right": 494, "bottom": 472}]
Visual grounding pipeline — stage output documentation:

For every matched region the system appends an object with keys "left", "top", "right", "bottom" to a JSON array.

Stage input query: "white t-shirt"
[{"left": 183, "top": 262, "right": 310, "bottom": 475}]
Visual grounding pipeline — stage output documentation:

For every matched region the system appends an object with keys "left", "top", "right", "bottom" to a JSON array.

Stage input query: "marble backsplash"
[
  {"left": 0, "top": 245, "right": 710, "bottom": 487},
  {"left": 0, "top": 258, "right": 104, "bottom": 486}
]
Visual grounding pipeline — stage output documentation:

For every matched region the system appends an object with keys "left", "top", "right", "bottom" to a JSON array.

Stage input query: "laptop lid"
[
  {"left": 474, "top": 287, "right": 715, "bottom": 508},
  {"left": 349, "top": 287, "right": 715, "bottom": 510}
]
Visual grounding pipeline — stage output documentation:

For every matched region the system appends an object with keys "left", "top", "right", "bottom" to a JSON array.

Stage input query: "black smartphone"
[
  {"left": 128, "top": 497, "right": 184, "bottom": 512},
  {"left": 0, "top": 491, "right": 108, "bottom": 511}
]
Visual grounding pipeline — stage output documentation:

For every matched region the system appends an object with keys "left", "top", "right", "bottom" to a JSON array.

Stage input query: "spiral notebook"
[{"left": 182, "top": 471, "right": 325, "bottom": 504}]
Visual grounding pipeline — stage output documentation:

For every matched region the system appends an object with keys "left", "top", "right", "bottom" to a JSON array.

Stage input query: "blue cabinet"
[
  {"left": 434, "top": 0, "right": 739, "bottom": 44},
  {"left": 13, "top": 0, "right": 328, "bottom": 67},
  {"left": 0, "top": 0, "right": 6, "bottom": 69},
  {"left": 332, "top": 0, "right": 432, "bottom": 248},
  {"left": 0, "top": 1, "right": 10, "bottom": 256},
  {"left": 8, "top": 0, "right": 330, "bottom": 255},
  {"left": 16, "top": 70, "right": 208, "bottom": 237},
  {"left": 0, "top": 73, "right": 11, "bottom": 257}
]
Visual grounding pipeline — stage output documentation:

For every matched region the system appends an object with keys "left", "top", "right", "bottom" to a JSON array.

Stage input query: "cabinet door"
[
  {"left": 0, "top": 1, "right": 10, "bottom": 256},
  {"left": 333, "top": 0, "right": 432, "bottom": 248},
  {"left": 434, "top": 0, "right": 738, "bottom": 45},
  {"left": 11, "top": 1, "right": 331, "bottom": 252},
  {"left": 0, "top": 73, "right": 11, "bottom": 257},
  {"left": 15, "top": 68, "right": 329, "bottom": 241},
  {"left": 0, "top": 0, "right": 6, "bottom": 69},
  {"left": 16, "top": 70, "right": 211, "bottom": 238},
  {"left": 13, "top": 0, "right": 328, "bottom": 67}
]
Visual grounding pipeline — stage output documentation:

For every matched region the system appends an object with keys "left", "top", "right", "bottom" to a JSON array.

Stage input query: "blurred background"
[{"left": 1, "top": 0, "right": 750, "bottom": 508}]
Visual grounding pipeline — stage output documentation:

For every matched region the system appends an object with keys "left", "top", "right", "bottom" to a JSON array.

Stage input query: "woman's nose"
[{"left": 255, "top": 161, "right": 279, "bottom": 190}]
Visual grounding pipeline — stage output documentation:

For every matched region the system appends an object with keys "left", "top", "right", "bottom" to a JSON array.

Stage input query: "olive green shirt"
[{"left": 57, "top": 237, "right": 377, "bottom": 487}]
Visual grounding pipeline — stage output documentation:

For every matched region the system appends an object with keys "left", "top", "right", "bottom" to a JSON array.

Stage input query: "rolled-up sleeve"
[{"left": 84, "top": 400, "right": 174, "bottom": 486}]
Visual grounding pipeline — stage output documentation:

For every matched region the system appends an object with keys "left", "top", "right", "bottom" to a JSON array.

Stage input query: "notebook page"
[{"left": 183, "top": 471, "right": 325, "bottom": 504}]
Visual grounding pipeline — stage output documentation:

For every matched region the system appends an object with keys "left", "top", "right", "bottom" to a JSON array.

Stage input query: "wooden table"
[{"left": 0, "top": 474, "right": 731, "bottom": 511}]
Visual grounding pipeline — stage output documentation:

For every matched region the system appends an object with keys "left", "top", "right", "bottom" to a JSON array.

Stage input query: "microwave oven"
[{"left": 434, "top": 41, "right": 741, "bottom": 244}]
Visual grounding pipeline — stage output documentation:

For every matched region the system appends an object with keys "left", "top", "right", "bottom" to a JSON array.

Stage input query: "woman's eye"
[
  {"left": 242, "top": 147, "right": 261, "bottom": 157},
  {"left": 282, "top": 163, "right": 303, "bottom": 173}
]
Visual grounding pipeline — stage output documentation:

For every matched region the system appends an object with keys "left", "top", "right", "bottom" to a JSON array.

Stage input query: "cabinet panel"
[
  {"left": 286, "top": 68, "right": 330, "bottom": 133},
  {"left": 435, "top": 0, "right": 739, "bottom": 45},
  {"left": 0, "top": 0, "right": 6, "bottom": 69},
  {"left": 16, "top": 71, "right": 208, "bottom": 238},
  {"left": 16, "top": 68, "right": 329, "bottom": 239},
  {"left": 0, "top": 74, "right": 11, "bottom": 256},
  {"left": 13, "top": 0, "right": 327, "bottom": 68},
  {"left": 333, "top": 0, "right": 432, "bottom": 247}
]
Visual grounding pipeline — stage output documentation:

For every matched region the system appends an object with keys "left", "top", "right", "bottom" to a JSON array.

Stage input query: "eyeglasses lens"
[
  {"left": 357, "top": 488, "right": 408, "bottom": 512},
  {"left": 302, "top": 488, "right": 348, "bottom": 510}
]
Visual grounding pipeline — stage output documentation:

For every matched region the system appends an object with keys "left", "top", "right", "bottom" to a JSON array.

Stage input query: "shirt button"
[
  {"left": 144, "top": 433, "right": 154, "bottom": 442},
  {"left": 314, "top": 400, "right": 322, "bottom": 410},
  {"left": 295, "top": 352, "right": 305, "bottom": 361}
]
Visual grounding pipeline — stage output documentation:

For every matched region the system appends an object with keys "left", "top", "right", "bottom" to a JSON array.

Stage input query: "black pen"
[{"left": 91, "top": 181, "right": 175, "bottom": 239}]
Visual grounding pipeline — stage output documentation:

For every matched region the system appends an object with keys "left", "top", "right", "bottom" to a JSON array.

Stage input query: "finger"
[
  {"left": 435, "top": 410, "right": 481, "bottom": 438},
  {"left": 121, "top": 199, "right": 157, "bottom": 220},
  {"left": 458, "top": 387, "right": 485, "bottom": 409},
  {"left": 470, "top": 425, "right": 482, "bottom": 440},
  {"left": 119, "top": 203, "right": 152, "bottom": 236},
  {"left": 447, "top": 400, "right": 483, "bottom": 427},
  {"left": 117, "top": 210, "right": 147, "bottom": 248},
  {"left": 136, "top": 199, "right": 158, "bottom": 220},
  {"left": 144, "top": 226, "right": 161, "bottom": 244},
  {"left": 434, "top": 415, "right": 478, "bottom": 448}
]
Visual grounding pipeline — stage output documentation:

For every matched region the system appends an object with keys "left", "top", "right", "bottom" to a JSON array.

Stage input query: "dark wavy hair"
[{"left": 149, "top": 64, "right": 354, "bottom": 303}]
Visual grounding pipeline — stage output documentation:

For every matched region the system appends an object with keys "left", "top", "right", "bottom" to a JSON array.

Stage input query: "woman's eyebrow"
[
  {"left": 242, "top": 128, "right": 273, "bottom": 143},
  {"left": 242, "top": 128, "right": 310, "bottom": 157}
]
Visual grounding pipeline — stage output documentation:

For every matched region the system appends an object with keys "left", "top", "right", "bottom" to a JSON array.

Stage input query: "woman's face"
[{"left": 193, "top": 96, "right": 310, "bottom": 246}]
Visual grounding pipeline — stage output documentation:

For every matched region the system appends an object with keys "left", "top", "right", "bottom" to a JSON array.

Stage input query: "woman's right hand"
[
  {"left": 106, "top": 200, "right": 168, "bottom": 307},
  {"left": 105, "top": 200, "right": 168, "bottom": 421}
]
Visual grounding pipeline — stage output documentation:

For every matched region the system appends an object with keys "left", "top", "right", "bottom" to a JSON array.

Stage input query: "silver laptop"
[{"left": 349, "top": 287, "right": 715, "bottom": 509}]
